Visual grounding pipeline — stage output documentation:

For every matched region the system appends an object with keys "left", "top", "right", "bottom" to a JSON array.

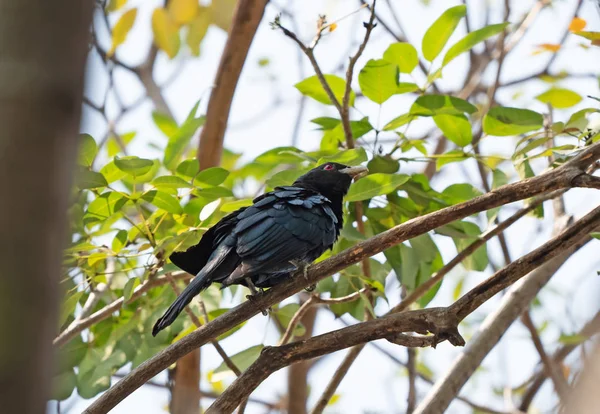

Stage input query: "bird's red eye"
[{"left": 324, "top": 164, "right": 334, "bottom": 171}]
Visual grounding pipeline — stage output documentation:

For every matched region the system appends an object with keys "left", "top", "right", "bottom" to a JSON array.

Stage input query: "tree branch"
[
  {"left": 83, "top": 142, "right": 600, "bottom": 414},
  {"left": 196, "top": 0, "right": 268, "bottom": 168},
  {"left": 412, "top": 219, "right": 596, "bottom": 413},
  {"left": 519, "top": 310, "right": 600, "bottom": 410},
  {"left": 206, "top": 207, "right": 600, "bottom": 413},
  {"left": 521, "top": 311, "right": 570, "bottom": 402}
]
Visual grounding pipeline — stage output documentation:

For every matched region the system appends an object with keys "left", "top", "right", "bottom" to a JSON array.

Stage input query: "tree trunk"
[
  {"left": 0, "top": 1, "right": 92, "bottom": 413},
  {"left": 287, "top": 302, "right": 318, "bottom": 414},
  {"left": 170, "top": 351, "right": 201, "bottom": 414}
]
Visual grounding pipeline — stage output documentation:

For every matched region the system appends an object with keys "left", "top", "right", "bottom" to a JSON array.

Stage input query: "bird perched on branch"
[{"left": 152, "top": 163, "right": 367, "bottom": 336}]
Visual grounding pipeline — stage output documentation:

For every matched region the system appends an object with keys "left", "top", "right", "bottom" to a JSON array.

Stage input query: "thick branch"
[
  {"left": 413, "top": 220, "right": 595, "bottom": 413},
  {"left": 196, "top": 0, "right": 268, "bottom": 168},
  {"left": 83, "top": 142, "right": 600, "bottom": 414},
  {"left": 207, "top": 208, "right": 600, "bottom": 413}
]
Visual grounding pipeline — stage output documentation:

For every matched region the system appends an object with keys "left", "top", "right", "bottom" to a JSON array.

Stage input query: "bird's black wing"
[
  {"left": 169, "top": 208, "right": 246, "bottom": 276},
  {"left": 222, "top": 186, "right": 339, "bottom": 285}
]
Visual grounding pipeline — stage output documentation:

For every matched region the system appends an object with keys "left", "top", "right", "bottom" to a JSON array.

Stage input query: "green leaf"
[
  {"left": 164, "top": 102, "right": 205, "bottom": 170},
  {"left": 590, "top": 232, "right": 600, "bottom": 240},
  {"left": 51, "top": 369, "right": 77, "bottom": 401},
  {"left": 77, "top": 134, "right": 98, "bottom": 166},
  {"left": 114, "top": 156, "right": 154, "bottom": 176},
  {"left": 112, "top": 229, "right": 128, "bottom": 253},
  {"left": 76, "top": 169, "right": 108, "bottom": 189},
  {"left": 383, "top": 42, "right": 419, "bottom": 73},
  {"left": 176, "top": 159, "right": 200, "bottom": 177},
  {"left": 77, "top": 348, "right": 127, "bottom": 398},
  {"left": 152, "top": 112, "right": 178, "bottom": 137},
  {"left": 317, "top": 148, "right": 368, "bottom": 166},
  {"left": 321, "top": 118, "right": 373, "bottom": 149},
  {"left": 86, "top": 192, "right": 127, "bottom": 222},
  {"left": 274, "top": 304, "right": 306, "bottom": 337},
  {"left": 433, "top": 114, "right": 473, "bottom": 146},
  {"left": 123, "top": 277, "right": 140, "bottom": 301},
  {"left": 295, "top": 74, "right": 355, "bottom": 106},
  {"left": 441, "top": 183, "right": 482, "bottom": 204},
  {"left": 194, "top": 167, "right": 229, "bottom": 187},
  {"left": 100, "top": 161, "right": 127, "bottom": 183},
  {"left": 483, "top": 107, "right": 544, "bottom": 136},
  {"left": 383, "top": 113, "right": 415, "bottom": 131},
  {"left": 436, "top": 149, "right": 469, "bottom": 170},
  {"left": 400, "top": 244, "right": 420, "bottom": 289},
  {"left": 367, "top": 155, "right": 399, "bottom": 174},
  {"left": 151, "top": 175, "right": 193, "bottom": 189},
  {"left": 142, "top": 190, "right": 183, "bottom": 214},
  {"left": 345, "top": 174, "right": 410, "bottom": 202},
  {"left": 535, "top": 88, "right": 583, "bottom": 109},
  {"left": 311, "top": 117, "right": 341, "bottom": 130},
  {"left": 266, "top": 168, "right": 309, "bottom": 188},
  {"left": 396, "top": 83, "right": 419, "bottom": 94},
  {"left": 410, "top": 95, "right": 477, "bottom": 116},
  {"left": 443, "top": 23, "right": 509, "bottom": 66},
  {"left": 558, "top": 333, "right": 587, "bottom": 345},
  {"left": 60, "top": 291, "right": 83, "bottom": 327},
  {"left": 220, "top": 198, "right": 254, "bottom": 212},
  {"left": 422, "top": 5, "right": 467, "bottom": 62},
  {"left": 439, "top": 221, "right": 488, "bottom": 271},
  {"left": 358, "top": 59, "right": 399, "bottom": 104},
  {"left": 213, "top": 345, "right": 264, "bottom": 379}
]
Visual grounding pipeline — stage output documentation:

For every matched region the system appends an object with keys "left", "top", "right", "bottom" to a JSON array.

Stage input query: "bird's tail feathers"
[{"left": 152, "top": 271, "right": 211, "bottom": 336}]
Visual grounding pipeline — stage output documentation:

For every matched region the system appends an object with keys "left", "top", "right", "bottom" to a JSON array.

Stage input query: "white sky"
[{"left": 55, "top": 0, "right": 600, "bottom": 413}]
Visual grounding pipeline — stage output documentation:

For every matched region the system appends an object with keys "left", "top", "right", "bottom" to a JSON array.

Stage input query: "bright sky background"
[{"left": 52, "top": 0, "right": 600, "bottom": 413}]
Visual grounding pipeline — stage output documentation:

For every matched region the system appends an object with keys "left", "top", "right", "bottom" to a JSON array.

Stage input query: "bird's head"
[{"left": 293, "top": 162, "right": 368, "bottom": 200}]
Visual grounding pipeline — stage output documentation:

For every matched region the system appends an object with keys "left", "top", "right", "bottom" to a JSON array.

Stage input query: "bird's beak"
[{"left": 340, "top": 165, "right": 368, "bottom": 179}]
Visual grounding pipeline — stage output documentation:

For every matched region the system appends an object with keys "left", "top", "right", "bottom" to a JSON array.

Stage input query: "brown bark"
[
  {"left": 170, "top": 351, "right": 201, "bottom": 414},
  {"left": 196, "top": 0, "right": 268, "bottom": 168},
  {"left": 0, "top": 0, "right": 92, "bottom": 413},
  {"left": 287, "top": 304, "right": 318, "bottom": 414}
]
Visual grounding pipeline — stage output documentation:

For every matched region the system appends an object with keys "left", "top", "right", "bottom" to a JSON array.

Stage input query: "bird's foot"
[
  {"left": 245, "top": 278, "right": 270, "bottom": 316},
  {"left": 291, "top": 260, "right": 310, "bottom": 281},
  {"left": 304, "top": 284, "right": 316, "bottom": 292}
]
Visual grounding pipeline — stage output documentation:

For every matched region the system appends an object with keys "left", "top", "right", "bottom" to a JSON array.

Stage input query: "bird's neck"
[{"left": 296, "top": 183, "right": 345, "bottom": 227}]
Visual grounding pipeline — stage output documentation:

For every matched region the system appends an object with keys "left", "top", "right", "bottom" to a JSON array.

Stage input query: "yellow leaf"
[
  {"left": 328, "top": 394, "right": 341, "bottom": 406},
  {"left": 152, "top": 8, "right": 181, "bottom": 59},
  {"left": 569, "top": 17, "right": 586, "bottom": 33},
  {"left": 329, "top": 23, "right": 338, "bottom": 32},
  {"left": 532, "top": 43, "right": 561, "bottom": 55},
  {"left": 210, "top": 0, "right": 236, "bottom": 32},
  {"left": 168, "top": 0, "right": 198, "bottom": 25},
  {"left": 186, "top": 6, "right": 211, "bottom": 56},
  {"left": 107, "top": 8, "right": 137, "bottom": 57},
  {"left": 106, "top": 0, "right": 128, "bottom": 12}
]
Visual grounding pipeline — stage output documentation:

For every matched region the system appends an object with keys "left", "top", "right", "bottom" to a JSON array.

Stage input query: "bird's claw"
[{"left": 304, "top": 284, "right": 316, "bottom": 292}]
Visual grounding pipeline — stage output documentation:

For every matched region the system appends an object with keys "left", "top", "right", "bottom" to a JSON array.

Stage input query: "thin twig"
[
  {"left": 310, "top": 344, "right": 366, "bottom": 414},
  {"left": 279, "top": 289, "right": 370, "bottom": 346},
  {"left": 406, "top": 348, "right": 417, "bottom": 413},
  {"left": 521, "top": 311, "right": 570, "bottom": 401}
]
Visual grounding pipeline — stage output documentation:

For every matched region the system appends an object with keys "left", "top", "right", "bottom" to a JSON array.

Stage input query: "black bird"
[{"left": 152, "top": 162, "right": 367, "bottom": 336}]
